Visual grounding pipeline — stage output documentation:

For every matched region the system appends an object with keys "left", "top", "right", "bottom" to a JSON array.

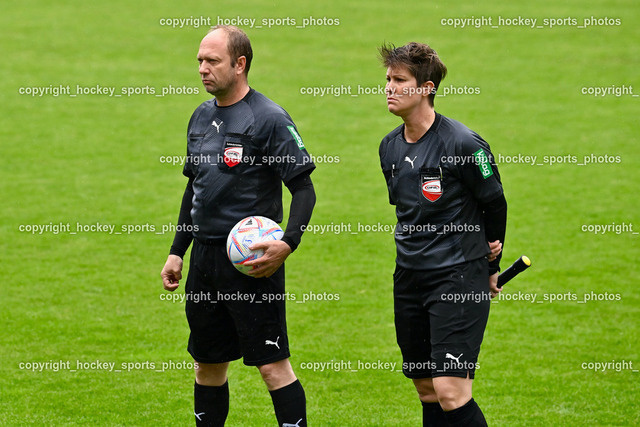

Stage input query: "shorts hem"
[
  {"left": 432, "top": 370, "right": 475, "bottom": 379},
  {"left": 403, "top": 370, "right": 475, "bottom": 380},
  {"left": 403, "top": 370, "right": 433, "bottom": 379},
  {"left": 243, "top": 352, "right": 291, "bottom": 367},
  {"left": 189, "top": 350, "right": 243, "bottom": 365}
]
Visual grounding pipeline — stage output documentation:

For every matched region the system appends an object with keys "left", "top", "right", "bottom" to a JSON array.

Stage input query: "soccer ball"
[{"left": 226, "top": 216, "right": 284, "bottom": 275}]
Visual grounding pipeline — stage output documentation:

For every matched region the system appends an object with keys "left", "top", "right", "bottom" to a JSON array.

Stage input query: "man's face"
[
  {"left": 197, "top": 30, "right": 238, "bottom": 97},
  {"left": 385, "top": 66, "right": 433, "bottom": 116}
]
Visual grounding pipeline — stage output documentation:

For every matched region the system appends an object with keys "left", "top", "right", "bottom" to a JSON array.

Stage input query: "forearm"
[
  {"left": 169, "top": 178, "right": 195, "bottom": 258},
  {"left": 281, "top": 172, "right": 316, "bottom": 252},
  {"left": 481, "top": 193, "right": 507, "bottom": 275}
]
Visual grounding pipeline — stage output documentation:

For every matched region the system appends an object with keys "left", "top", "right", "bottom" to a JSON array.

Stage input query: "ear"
[
  {"left": 421, "top": 81, "right": 436, "bottom": 97},
  {"left": 235, "top": 56, "right": 247, "bottom": 75}
]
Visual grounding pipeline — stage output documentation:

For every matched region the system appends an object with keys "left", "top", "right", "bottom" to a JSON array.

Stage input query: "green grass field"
[{"left": 1, "top": 0, "right": 639, "bottom": 425}]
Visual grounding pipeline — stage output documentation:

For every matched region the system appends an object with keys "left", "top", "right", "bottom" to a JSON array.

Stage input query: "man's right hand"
[{"left": 161, "top": 255, "right": 183, "bottom": 291}]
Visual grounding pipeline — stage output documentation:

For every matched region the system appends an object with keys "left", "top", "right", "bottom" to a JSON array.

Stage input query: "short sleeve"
[
  {"left": 182, "top": 105, "right": 205, "bottom": 179},
  {"left": 264, "top": 114, "right": 315, "bottom": 184},
  {"left": 455, "top": 132, "right": 503, "bottom": 204}
]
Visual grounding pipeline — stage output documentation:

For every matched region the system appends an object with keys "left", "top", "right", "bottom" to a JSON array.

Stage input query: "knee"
[
  {"left": 434, "top": 383, "right": 471, "bottom": 411},
  {"left": 436, "top": 389, "right": 462, "bottom": 411},
  {"left": 418, "top": 390, "right": 438, "bottom": 402},
  {"left": 258, "top": 360, "right": 295, "bottom": 390},
  {"left": 258, "top": 363, "right": 278, "bottom": 383},
  {"left": 431, "top": 375, "right": 473, "bottom": 410},
  {"left": 195, "top": 362, "right": 228, "bottom": 386},
  {"left": 413, "top": 379, "right": 437, "bottom": 402}
]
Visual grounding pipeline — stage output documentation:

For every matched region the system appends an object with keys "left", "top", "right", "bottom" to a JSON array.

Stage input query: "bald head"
[
  {"left": 205, "top": 25, "right": 253, "bottom": 76},
  {"left": 197, "top": 26, "right": 252, "bottom": 104}
]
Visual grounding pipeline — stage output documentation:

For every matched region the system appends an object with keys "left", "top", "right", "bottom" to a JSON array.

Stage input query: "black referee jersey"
[
  {"left": 183, "top": 88, "right": 316, "bottom": 241},
  {"left": 379, "top": 112, "right": 504, "bottom": 270}
]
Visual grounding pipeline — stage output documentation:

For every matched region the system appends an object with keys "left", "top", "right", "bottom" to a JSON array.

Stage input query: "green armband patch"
[
  {"left": 474, "top": 149, "right": 493, "bottom": 179},
  {"left": 287, "top": 126, "right": 305, "bottom": 150}
]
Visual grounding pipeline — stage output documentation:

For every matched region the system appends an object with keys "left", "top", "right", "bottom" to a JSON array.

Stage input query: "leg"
[
  {"left": 193, "top": 362, "right": 231, "bottom": 427},
  {"left": 220, "top": 262, "right": 305, "bottom": 426},
  {"left": 433, "top": 376, "right": 486, "bottom": 427},
  {"left": 196, "top": 361, "right": 230, "bottom": 386},
  {"left": 259, "top": 359, "right": 307, "bottom": 427},
  {"left": 427, "top": 259, "right": 491, "bottom": 425},
  {"left": 413, "top": 377, "right": 437, "bottom": 402},
  {"left": 185, "top": 243, "right": 242, "bottom": 427},
  {"left": 394, "top": 267, "right": 446, "bottom": 426},
  {"left": 414, "top": 378, "right": 448, "bottom": 427},
  {"left": 432, "top": 376, "right": 472, "bottom": 411},
  {"left": 257, "top": 358, "right": 296, "bottom": 391}
]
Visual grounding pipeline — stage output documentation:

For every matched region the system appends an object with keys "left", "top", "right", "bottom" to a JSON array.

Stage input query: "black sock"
[
  {"left": 443, "top": 398, "right": 487, "bottom": 427},
  {"left": 268, "top": 379, "right": 307, "bottom": 427},
  {"left": 194, "top": 380, "right": 229, "bottom": 427},
  {"left": 422, "top": 401, "right": 449, "bottom": 427}
]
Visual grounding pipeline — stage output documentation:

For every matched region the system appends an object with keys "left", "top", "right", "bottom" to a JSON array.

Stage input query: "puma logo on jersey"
[
  {"left": 445, "top": 353, "right": 463, "bottom": 363},
  {"left": 404, "top": 156, "right": 417, "bottom": 169},
  {"left": 194, "top": 412, "right": 205, "bottom": 421},
  {"left": 283, "top": 419, "right": 303, "bottom": 427},
  {"left": 265, "top": 337, "right": 280, "bottom": 349},
  {"left": 212, "top": 119, "right": 223, "bottom": 133}
]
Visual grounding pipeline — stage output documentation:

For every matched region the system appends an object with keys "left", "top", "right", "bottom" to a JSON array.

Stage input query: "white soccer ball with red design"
[{"left": 226, "top": 216, "right": 284, "bottom": 275}]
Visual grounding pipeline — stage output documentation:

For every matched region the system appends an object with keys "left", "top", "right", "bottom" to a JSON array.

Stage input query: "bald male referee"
[{"left": 161, "top": 26, "right": 315, "bottom": 426}]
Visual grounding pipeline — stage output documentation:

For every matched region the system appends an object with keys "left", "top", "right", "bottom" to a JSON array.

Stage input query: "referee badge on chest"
[
  {"left": 223, "top": 140, "right": 243, "bottom": 168},
  {"left": 421, "top": 168, "right": 442, "bottom": 202}
]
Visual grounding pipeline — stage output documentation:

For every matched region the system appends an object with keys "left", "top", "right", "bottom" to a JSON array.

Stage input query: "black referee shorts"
[
  {"left": 394, "top": 257, "right": 491, "bottom": 379},
  {"left": 184, "top": 239, "right": 290, "bottom": 366}
]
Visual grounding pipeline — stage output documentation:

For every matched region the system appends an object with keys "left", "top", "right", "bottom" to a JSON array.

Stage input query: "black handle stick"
[{"left": 497, "top": 256, "right": 531, "bottom": 288}]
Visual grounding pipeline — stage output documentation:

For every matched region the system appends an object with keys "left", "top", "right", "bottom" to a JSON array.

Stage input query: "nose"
[
  {"left": 385, "top": 82, "right": 396, "bottom": 96},
  {"left": 199, "top": 61, "right": 208, "bottom": 75}
]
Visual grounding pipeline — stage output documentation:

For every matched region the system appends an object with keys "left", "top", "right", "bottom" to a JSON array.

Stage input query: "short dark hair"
[
  {"left": 209, "top": 25, "right": 253, "bottom": 75},
  {"left": 379, "top": 42, "right": 447, "bottom": 105}
]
